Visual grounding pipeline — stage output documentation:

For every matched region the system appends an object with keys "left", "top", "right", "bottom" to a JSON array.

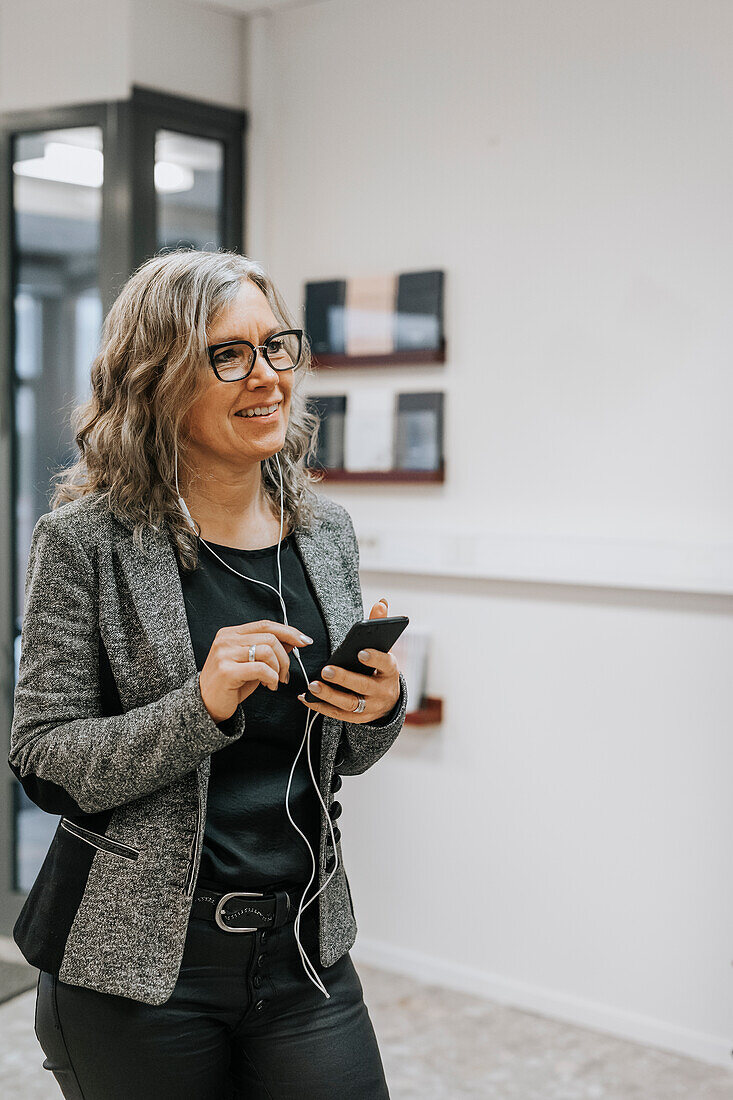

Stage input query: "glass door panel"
[
  {"left": 155, "top": 129, "right": 224, "bottom": 250},
  {"left": 11, "top": 125, "right": 103, "bottom": 891}
]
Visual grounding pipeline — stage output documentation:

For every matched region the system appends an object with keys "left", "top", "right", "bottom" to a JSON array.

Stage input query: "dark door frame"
[{"left": 0, "top": 86, "right": 247, "bottom": 935}]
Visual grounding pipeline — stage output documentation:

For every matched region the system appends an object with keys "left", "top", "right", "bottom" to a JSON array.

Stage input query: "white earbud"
[{"left": 174, "top": 445, "right": 339, "bottom": 999}]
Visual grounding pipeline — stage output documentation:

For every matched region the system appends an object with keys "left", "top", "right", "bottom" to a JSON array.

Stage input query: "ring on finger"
[{"left": 248, "top": 644, "right": 256, "bottom": 662}]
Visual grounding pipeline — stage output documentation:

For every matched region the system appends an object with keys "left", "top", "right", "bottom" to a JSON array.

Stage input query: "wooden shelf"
[
  {"left": 312, "top": 340, "right": 446, "bottom": 369},
  {"left": 308, "top": 463, "right": 445, "bottom": 483},
  {"left": 404, "top": 697, "right": 443, "bottom": 726}
]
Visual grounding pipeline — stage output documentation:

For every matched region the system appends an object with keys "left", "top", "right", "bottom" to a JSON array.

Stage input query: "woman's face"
[{"left": 182, "top": 280, "right": 294, "bottom": 473}]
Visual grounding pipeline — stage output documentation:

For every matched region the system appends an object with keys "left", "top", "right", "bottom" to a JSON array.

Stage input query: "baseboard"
[{"left": 351, "top": 936, "right": 733, "bottom": 1070}]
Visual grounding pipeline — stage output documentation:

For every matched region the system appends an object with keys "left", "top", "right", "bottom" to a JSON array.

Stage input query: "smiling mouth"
[{"left": 234, "top": 403, "right": 282, "bottom": 420}]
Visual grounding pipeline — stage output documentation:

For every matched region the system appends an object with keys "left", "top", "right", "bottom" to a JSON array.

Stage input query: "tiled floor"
[
  {"left": 1, "top": 961, "right": 731, "bottom": 1099},
  {"left": 357, "top": 966, "right": 733, "bottom": 1099}
]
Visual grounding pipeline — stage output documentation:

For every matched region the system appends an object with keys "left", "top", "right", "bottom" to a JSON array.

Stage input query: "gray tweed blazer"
[{"left": 8, "top": 489, "right": 408, "bottom": 1005}]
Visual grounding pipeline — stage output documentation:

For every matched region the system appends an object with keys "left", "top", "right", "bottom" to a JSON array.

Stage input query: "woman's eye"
[{"left": 268, "top": 338, "right": 284, "bottom": 353}]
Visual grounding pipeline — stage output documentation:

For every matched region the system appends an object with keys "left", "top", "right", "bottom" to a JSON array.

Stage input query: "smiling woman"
[{"left": 14, "top": 248, "right": 407, "bottom": 1099}]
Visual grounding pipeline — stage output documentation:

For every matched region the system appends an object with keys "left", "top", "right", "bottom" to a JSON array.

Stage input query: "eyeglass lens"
[{"left": 211, "top": 332, "right": 302, "bottom": 381}]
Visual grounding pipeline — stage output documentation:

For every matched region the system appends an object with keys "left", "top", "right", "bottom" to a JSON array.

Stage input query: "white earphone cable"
[{"left": 174, "top": 446, "right": 339, "bottom": 999}]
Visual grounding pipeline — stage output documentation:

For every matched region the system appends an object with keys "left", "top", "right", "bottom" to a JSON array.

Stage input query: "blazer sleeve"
[
  {"left": 333, "top": 506, "right": 409, "bottom": 776},
  {"left": 8, "top": 513, "right": 247, "bottom": 817}
]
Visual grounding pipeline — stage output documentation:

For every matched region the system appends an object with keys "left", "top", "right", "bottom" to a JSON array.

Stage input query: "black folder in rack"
[
  {"left": 304, "top": 281, "right": 347, "bottom": 355},
  {"left": 394, "top": 271, "right": 444, "bottom": 351},
  {"left": 306, "top": 394, "right": 347, "bottom": 469},
  {"left": 395, "top": 392, "right": 444, "bottom": 471}
]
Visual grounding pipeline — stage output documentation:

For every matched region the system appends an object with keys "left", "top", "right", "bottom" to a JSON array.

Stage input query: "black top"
[{"left": 178, "top": 531, "right": 330, "bottom": 894}]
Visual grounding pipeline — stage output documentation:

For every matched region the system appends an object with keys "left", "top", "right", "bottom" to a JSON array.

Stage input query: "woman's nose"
[{"left": 247, "top": 348, "right": 280, "bottom": 382}]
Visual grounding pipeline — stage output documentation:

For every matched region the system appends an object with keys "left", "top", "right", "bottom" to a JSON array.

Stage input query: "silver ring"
[
  {"left": 353, "top": 694, "right": 366, "bottom": 714},
  {"left": 248, "top": 644, "right": 256, "bottom": 662}
]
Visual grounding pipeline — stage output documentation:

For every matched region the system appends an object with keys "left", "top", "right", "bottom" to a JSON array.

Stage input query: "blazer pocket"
[{"left": 59, "top": 817, "right": 140, "bottom": 862}]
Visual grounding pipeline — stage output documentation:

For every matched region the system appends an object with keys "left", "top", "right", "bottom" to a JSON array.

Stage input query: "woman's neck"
[{"left": 179, "top": 470, "right": 288, "bottom": 549}]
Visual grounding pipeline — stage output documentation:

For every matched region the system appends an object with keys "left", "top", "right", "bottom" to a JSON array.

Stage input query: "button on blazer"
[{"left": 8, "top": 489, "right": 408, "bottom": 1006}]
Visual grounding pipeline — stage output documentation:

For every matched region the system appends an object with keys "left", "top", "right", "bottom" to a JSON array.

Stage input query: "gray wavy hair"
[{"left": 50, "top": 248, "right": 324, "bottom": 572}]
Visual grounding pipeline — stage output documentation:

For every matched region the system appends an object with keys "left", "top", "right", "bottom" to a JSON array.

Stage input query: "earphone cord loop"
[{"left": 174, "top": 444, "right": 340, "bottom": 999}]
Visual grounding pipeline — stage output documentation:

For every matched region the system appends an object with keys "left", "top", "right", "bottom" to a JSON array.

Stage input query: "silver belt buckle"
[{"left": 214, "top": 891, "right": 265, "bottom": 933}]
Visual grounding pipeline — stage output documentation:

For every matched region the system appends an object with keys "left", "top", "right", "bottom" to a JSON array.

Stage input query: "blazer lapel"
[
  {"left": 291, "top": 520, "right": 353, "bottom": 657},
  {"left": 290, "top": 516, "right": 353, "bottom": 786},
  {"left": 110, "top": 525, "right": 199, "bottom": 707}
]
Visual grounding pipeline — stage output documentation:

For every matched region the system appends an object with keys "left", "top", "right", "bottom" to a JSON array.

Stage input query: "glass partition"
[
  {"left": 156, "top": 129, "right": 224, "bottom": 251},
  {"left": 11, "top": 125, "right": 103, "bottom": 890}
]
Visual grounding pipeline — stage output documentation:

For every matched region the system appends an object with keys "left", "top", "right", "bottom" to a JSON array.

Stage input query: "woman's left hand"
[{"left": 297, "top": 597, "right": 401, "bottom": 724}]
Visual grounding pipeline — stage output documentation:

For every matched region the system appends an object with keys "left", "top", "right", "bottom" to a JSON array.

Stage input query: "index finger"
[{"left": 233, "top": 621, "right": 313, "bottom": 651}]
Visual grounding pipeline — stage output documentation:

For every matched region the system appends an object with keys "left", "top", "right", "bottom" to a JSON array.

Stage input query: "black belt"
[{"left": 191, "top": 885, "right": 298, "bottom": 933}]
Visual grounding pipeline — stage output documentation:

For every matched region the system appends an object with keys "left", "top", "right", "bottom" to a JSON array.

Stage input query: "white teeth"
[{"left": 239, "top": 403, "right": 279, "bottom": 418}]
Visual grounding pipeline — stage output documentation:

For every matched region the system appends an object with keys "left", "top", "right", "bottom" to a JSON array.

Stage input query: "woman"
[{"left": 8, "top": 249, "right": 408, "bottom": 1099}]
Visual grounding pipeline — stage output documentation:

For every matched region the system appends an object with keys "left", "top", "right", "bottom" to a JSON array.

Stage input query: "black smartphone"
[{"left": 303, "top": 614, "right": 409, "bottom": 704}]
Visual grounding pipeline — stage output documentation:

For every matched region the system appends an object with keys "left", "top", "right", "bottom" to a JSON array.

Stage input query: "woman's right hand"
[{"left": 199, "top": 620, "right": 313, "bottom": 724}]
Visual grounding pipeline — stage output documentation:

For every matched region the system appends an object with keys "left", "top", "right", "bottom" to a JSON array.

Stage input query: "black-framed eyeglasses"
[{"left": 207, "top": 329, "right": 304, "bottom": 382}]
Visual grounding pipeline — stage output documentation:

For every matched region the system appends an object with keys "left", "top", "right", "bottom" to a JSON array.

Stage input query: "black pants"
[{"left": 34, "top": 900, "right": 390, "bottom": 1099}]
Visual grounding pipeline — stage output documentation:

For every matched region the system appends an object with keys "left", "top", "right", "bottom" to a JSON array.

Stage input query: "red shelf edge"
[
  {"left": 308, "top": 464, "right": 444, "bottom": 483},
  {"left": 312, "top": 339, "right": 445, "bottom": 369},
  {"left": 404, "top": 697, "right": 443, "bottom": 726}
]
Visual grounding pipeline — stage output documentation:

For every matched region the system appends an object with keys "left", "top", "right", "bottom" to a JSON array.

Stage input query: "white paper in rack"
[{"left": 344, "top": 388, "right": 394, "bottom": 471}]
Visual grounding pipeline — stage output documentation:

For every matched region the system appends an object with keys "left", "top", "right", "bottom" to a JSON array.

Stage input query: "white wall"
[
  {"left": 130, "top": 0, "right": 247, "bottom": 109},
  {"left": 0, "top": 0, "right": 129, "bottom": 110},
  {"left": 245, "top": 0, "right": 733, "bottom": 1066},
  {"left": 0, "top": 0, "right": 247, "bottom": 112}
]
